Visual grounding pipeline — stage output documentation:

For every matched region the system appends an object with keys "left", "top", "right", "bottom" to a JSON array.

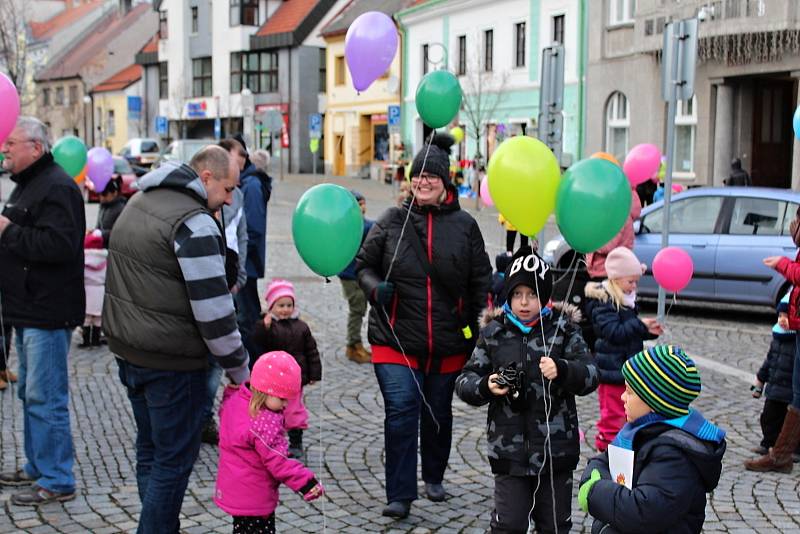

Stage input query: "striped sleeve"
[{"left": 174, "top": 213, "right": 250, "bottom": 383}]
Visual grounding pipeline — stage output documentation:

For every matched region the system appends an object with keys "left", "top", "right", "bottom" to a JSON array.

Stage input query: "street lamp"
[{"left": 82, "top": 95, "right": 92, "bottom": 146}]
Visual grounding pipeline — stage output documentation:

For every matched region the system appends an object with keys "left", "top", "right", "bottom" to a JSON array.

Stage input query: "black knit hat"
[
  {"left": 504, "top": 246, "right": 553, "bottom": 305},
  {"left": 410, "top": 132, "right": 455, "bottom": 187}
]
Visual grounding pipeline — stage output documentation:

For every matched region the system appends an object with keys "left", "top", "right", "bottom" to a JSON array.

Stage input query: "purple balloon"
[
  {"left": 87, "top": 147, "right": 114, "bottom": 193},
  {"left": 345, "top": 11, "right": 398, "bottom": 92}
]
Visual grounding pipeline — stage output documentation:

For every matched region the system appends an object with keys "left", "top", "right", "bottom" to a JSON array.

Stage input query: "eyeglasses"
[
  {"left": 411, "top": 174, "right": 441, "bottom": 184},
  {"left": 2, "top": 139, "right": 35, "bottom": 149}
]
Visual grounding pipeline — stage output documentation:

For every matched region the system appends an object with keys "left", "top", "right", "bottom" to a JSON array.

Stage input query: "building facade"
[
  {"left": 396, "top": 0, "right": 587, "bottom": 166},
  {"left": 586, "top": 0, "right": 800, "bottom": 189},
  {"left": 91, "top": 64, "right": 144, "bottom": 154}
]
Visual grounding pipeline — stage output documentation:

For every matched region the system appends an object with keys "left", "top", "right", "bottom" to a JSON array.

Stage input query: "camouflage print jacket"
[{"left": 455, "top": 303, "right": 599, "bottom": 475}]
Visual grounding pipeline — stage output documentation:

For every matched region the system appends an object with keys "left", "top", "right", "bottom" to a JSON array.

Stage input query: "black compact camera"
[{"left": 492, "top": 362, "right": 526, "bottom": 404}]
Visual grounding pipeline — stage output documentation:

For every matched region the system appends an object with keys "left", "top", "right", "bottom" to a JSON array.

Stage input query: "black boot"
[
  {"left": 78, "top": 327, "right": 92, "bottom": 348},
  {"left": 90, "top": 327, "right": 102, "bottom": 347},
  {"left": 288, "top": 429, "right": 303, "bottom": 460}
]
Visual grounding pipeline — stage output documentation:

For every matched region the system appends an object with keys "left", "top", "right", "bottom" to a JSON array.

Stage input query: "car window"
[
  {"left": 113, "top": 158, "right": 133, "bottom": 174},
  {"left": 183, "top": 142, "right": 208, "bottom": 162},
  {"left": 782, "top": 202, "right": 800, "bottom": 236},
  {"left": 729, "top": 197, "right": 786, "bottom": 236},
  {"left": 642, "top": 196, "right": 723, "bottom": 234},
  {"left": 141, "top": 141, "right": 159, "bottom": 153}
]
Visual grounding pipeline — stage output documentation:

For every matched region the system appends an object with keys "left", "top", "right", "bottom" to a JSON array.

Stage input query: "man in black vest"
[
  {"left": 103, "top": 146, "right": 249, "bottom": 533},
  {"left": 0, "top": 117, "right": 85, "bottom": 505}
]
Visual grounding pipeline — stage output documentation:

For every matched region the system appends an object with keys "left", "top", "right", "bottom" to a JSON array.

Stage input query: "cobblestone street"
[{"left": 1, "top": 174, "right": 797, "bottom": 533}]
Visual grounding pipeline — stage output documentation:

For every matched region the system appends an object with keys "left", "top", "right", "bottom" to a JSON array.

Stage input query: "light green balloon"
[
  {"left": 415, "top": 70, "right": 462, "bottom": 129},
  {"left": 52, "top": 136, "right": 87, "bottom": 177}
]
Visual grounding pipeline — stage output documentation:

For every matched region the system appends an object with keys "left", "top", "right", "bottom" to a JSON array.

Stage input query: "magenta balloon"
[
  {"left": 480, "top": 177, "right": 494, "bottom": 207},
  {"left": 87, "top": 147, "right": 114, "bottom": 193},
  {"left": 623, "top": 144, "right": 661, "bottom": 187},
  {"left": 672, "top": 184, "right": 684, "bottom": 193},
  {"left": 652, "top": 246, "right": 693, "bottom": 293},
  {"left": 345, "top": 11, "right": 398, "bottom": 92},
  {"left": 0, "top": 72, "right": 20, "bottom": 146}
]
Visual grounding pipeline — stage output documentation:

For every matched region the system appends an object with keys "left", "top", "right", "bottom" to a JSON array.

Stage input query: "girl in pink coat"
[{"left": 215, "top": 351, "right": 324, "bottom": 533}]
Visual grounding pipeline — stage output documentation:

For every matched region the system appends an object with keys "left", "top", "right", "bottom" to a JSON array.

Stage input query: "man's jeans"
[
  {"left": 374, "top": 363, "right": 457, "bottom": 503},
  {"left": 15, "top": 327, "right": 75, "bottom": 494},
  {"left": 204, "top": 354, "right": 223, "bottom": 422},
  {"left": 116, "top": 359, "right": 205, "bottom": 534},
  {"left": 236, "top": 276, "right": 261, "bottom": 366},
  {"left": 792, "top": 333, "right": 800, "bottom": 410}
]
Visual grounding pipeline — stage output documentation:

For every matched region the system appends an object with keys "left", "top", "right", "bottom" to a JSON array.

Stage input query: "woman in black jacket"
[{"left": 356, "top": 133, "right": 492, "bottom": 519}]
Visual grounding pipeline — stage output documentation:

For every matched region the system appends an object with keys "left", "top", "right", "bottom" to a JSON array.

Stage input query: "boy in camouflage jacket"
[{"left": 456, "top": 246, "right": 599, "bottom": 534}]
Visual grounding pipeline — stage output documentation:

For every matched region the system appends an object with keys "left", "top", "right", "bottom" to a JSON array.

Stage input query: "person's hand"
[
  {"left": 263, "top": 313, "right": 272, "bottom": 329},
  {"left": 764, "top": 256, "right": 784, "bottom": 270},
  {"left": 230, "top": 284, "right": 239, "bottom": 295},
  {"left": 488, "top": 373, "right": 510, "bottom": 396},
  {"left": 752, "top": 379, "right": 764, "bottom": 399},
  {"left": 578, "top": 469, "right": 602, "bottom": 513},
  {"left": 0, "top": 215, "right": 11, "bottom": 236},
  {"left": 303, "top": 482, "right": 324, "bottom": 502},
  {"left": 641, "top": 318, "right": 664, "bottom": 336},
  {"left": 374, "top": 281, "right": 395, "bottom": 306},
  {"left": 779, "top": 314, "right": 790, "bottom": 330},
  {"left": 539, "top": 357, "right": 557, "bottom": 380}
]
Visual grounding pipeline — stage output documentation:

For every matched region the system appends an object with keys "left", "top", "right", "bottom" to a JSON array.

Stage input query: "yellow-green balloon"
[
  {"left": 292, "top": 183, "right": 363, "bottom": 277},
  {"left": 487, "top": 136, "right": 561, "bottom": 236},
  {"left": 450, "top": 126, "right": 464, "bottom": 143}
]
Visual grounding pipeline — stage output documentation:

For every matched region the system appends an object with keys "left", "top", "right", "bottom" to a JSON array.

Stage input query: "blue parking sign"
[
  {"left": 388, "top": 105, "right": 400, "bottom": 127},
  {"left": 155, "top": 116, "right": 168, "bottom": 135},
  {"left": 309, "top": 113, "right": 322, "bottom": 139}
]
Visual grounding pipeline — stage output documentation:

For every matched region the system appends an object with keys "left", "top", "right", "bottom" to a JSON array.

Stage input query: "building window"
[
  {"left": 319, "top": 48, "right": 326, "bottom": 93},
  {"left": 69, "top": 85, "right": 78, "bottom": 106},
  {"left": 159, "top": 62, "right": 168, "bottom": 99},
  {"left": 515, "top": 22, "right": 526, "bottom": 67},
  {"left": 107, "top": 109, "right": 115, "bottom": 136},
  {"left": 159, "top": 10, "right": 168, "bottom": 39},
  {"left": 55, "top": 86, "right": 64, "bottom": 106},
  {"left": 191, "top": 7, "right": 198, "bottom": 34},
  {"left": 610, "top": 0, "right": 636, "bottom": 25},
  {"left": 605, "top": 91, "right": 629, "bottom": 162},
  {"left": 484, "top": 29, "right": 493, "bottom": 72},
  {"left": 334, "top": 55, "right": 345, "bottom": 86},
  {"left": 192, "top": 57, "right": 212, "bottom": 97},
  {"left": 42, "top": 88, "right": 50, "bottom": 106},
  {"left": 674, "top": 96, "right": 697, "bottom": 174},
  {"left": 422, "top": 44, "right": 429, "bottom": 75},
  {"left": 456, "top": 35, "right": 466, "bottom": 76},
  {"left": 230, "top": 0, "right": 258, "bottom": 27},
  {"left": 552, "top": 14, "right": 565, "bottom": 44},
  {"left": 230, "top": 51, "right": 277, "bottom": 94}
]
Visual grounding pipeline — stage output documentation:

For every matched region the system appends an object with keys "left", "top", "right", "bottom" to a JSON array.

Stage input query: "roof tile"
[{"left": 92, "top": 64, "right": 142, "bottom": 93}]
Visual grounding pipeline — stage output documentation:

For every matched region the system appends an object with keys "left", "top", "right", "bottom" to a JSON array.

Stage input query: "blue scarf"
[
  {"left": 612, "top": 409, "right": 726, "bottom": 450},
  {"left": 502, "top": 302, "right": 551, "bottom": 334}
]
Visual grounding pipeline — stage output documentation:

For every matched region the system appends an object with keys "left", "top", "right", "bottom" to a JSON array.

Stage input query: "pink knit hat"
[
  {"left": 251, "top": 351, "right": 302, "bottom": 399},
  {"left": 265, "top": 279, "right": 296, "bottom": 310},
  {"left": 605, "top": 247, "right": 646, "bottom": 279},
  {"left": 84, "top": 232, "right": 103, "bottom": 250}
]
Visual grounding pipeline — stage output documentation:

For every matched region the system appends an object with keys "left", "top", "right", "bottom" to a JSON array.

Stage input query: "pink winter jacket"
[
  {"left": 214, "top": 386, "right": 317, "bottom": 516},
  {"left": 84, "top": 249, "right": 108, "bottom": 317},
  {"left": 586, "top": 189, "right": 643, "bottom": 278}
]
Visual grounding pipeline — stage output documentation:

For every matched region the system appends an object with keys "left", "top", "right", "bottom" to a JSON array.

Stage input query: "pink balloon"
[
  {"left": 345, "top": 12, "right": 398, "bottom": 92},
  {"left": 0, "top": 72, "right": 20, "bottom": 146},
  {"left": 480, "top": 177, "right": 494, "bottom": 207},
  {"left": 672, "top": 184, "right": 684, "bottom": 193},
  {"left": 623, "top": 144, "right": 661, "bottom": 187},
  {"left": 87, "top": 147, "right": 114, "bottom": 193},
  {"left": 652, "top": 246, "right": 693, "bottom": 293}
]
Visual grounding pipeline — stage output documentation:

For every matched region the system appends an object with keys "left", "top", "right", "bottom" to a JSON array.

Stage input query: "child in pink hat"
[
  {"left": 215, "top": 351, "right": 323, "bottom": 532},
  {"left": 250, "top": 279, "right": 321, "bottom": 460},
  {"left": 583, "top": 247, "right": 663, "bottom": 451},
  {"left": 81, "top": 230, "right": 107, "bottom": 348}
]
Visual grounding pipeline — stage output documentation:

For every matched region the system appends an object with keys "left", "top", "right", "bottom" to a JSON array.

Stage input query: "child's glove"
[
  {"left": 302, "top": 481, "right": 324, "bottom": 502},
  {"left": 578, "top": 469, "right": 601, "bottom": 513},
  {"left": 373, "top": 281, "right": 395, "bottom": 306}
]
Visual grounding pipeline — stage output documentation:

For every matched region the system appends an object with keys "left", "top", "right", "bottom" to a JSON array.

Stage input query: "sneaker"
[
  {"left": 0, "top": 469, "right": 35, "bottom": 487},
  {"left": 382, "top": 500, "right": 411, "bottom": 518},
  {"left": 425, "top": 482, "right": 446, "bottom": 502},
  {"left": 11, "top": 485, "right": 75, "bottom": 506},
  {"left": 346, "top": 344, "right": 371, "bottom": 364},
  {"left": 201, "top": 420, "right": 219, "bottom": 446}
]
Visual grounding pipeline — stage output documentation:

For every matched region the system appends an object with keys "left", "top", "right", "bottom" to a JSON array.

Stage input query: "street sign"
[
  {"left": 214, "top": 117, "right": 221, "bottom": 139},
  {"left": 155, "top": 115, "right": 168, "bottom": 135},
  {"left": 661, "top": 19, "right": 698, "bottom": 102},
  {"left": 309, "top": 138, "right": 319, "bottom": 153},
  {"left": 388, "top": 105, "right": 401, "bottom": 127},
  {"left": 127, "top": 96, "right": 142, "bottom": 121},
  {"left": 309, "top": 113, "right": 322, "bottom": 139},
  {"left": 538, "top": 43, "right": 565, "bottom": 162}
]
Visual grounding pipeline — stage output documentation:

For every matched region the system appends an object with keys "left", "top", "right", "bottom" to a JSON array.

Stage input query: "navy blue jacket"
[
  {"left": 581, "top": 423, "right": 726, "bottom": 534},
  {"left": 239, "top": 163, "right": 271, "bottom": 278},
  {"left": 338, "top": 218, "right": 374, "bottom": 280},
  {"left": 584, "top": 282, "right": 657, "bottom": 384},
  {"left": 757, "top": 333, "right": 796, "bottom": 403}
]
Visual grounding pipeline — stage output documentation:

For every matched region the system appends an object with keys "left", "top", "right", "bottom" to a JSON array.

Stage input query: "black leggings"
[{"left": 233, "top": 514, "right": 275, "bottom": 534}]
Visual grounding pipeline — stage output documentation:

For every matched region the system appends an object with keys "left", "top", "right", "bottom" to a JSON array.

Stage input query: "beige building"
[{"left": 586, "top": 0, "right": 800, "bottom": 189}]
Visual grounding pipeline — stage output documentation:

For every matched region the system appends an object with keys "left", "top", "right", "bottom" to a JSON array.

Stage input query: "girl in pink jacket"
[{"left": 214, "top": 351, "right": 324, "bottom": 533}]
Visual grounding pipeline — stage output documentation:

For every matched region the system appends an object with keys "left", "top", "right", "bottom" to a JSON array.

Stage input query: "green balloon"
[
  {"left": 415, "top": 70, "right": 462, "bottom": 129},
  {"left": 555, "top": 158, "right": 632, "bottom": 254},
  {"left": 52, "top": 136, "right": 87, "bottom": 177},
  {"left": 292, "top": 183, "right": 363, "bottom": 277}
]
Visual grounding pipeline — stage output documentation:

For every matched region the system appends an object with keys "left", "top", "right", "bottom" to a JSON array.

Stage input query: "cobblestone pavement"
[{"left": 1, "top": 174, "right": 797, "bottom": 533}]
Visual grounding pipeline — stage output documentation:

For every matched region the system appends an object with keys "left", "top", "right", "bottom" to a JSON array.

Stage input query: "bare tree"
[
  {"left": 0, "top": 0, "right": 33, "bottom": 106},
  {"left": 459, "top": 53, "right": 509, "bottom": 166}
]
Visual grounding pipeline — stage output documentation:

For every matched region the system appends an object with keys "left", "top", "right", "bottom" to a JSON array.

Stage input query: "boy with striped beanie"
[{"left": 578, "top": 345, "right": 727, "bottom": 533}]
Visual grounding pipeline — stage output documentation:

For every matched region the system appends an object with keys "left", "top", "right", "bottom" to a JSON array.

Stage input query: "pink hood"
[
  {"left": 586, "top": 189, "right": 642, "bottom": 278},
  {"left": 214, "top": 385, "right": 316, "bottom": 516}
]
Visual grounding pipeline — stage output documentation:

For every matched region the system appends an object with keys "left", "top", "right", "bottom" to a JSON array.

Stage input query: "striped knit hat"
[{"left": 622, "top": 345, "right": 701, "bottom": 418}]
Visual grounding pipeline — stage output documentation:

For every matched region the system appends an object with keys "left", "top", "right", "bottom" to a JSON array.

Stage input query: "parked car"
[
  {"left": 119, "top": 138, "right": 161, "bottom": 168},
  {"left": 542, "top": 186, "right": 800, "bottom": 307},
  {"left": 154, "top": 139, "right": 212, "bottom": 167},
  {"left": 86, "top": 156, "right": 137, "bottom": 202}
]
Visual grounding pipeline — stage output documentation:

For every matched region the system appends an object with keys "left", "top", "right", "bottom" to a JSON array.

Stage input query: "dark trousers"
[
  {"left": 374, "top": 363, "right": 457, "bottom": 503},
  {"left": 761, "top": 398, "right": 790, "bottom": 448},
  {"left": 490, "top": 471, "right": 573, "bottom": 534},
  {"left": 233, "top": 514, "right": 275, "bottom": 533},
  {"left": 505, "top": 231, "right": 529, "bottom": 253},
  {"left": 237, "top": 277, "right": 262, "bottom": 368},
  {"left": 0, "top": 323, "right": 10, "bottom": 371},
  {"left": 116, "top": 359, "right": 206, "bottom": 534}
]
